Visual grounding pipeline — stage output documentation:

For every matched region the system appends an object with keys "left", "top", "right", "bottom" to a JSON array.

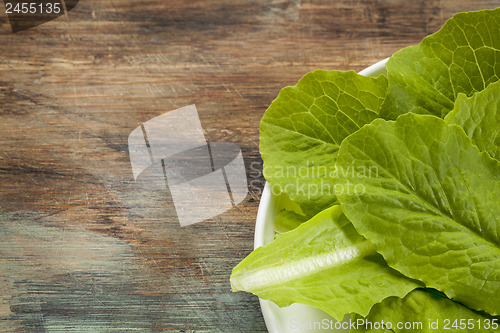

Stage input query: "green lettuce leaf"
[
  {"left": 260, "top": 71, "right": 388, "bottom": 215},
  {"left": 335, "top": 113, "right": 500, "bottom": 315},
  {"left": 350, "top": 289, "right": 499, "bottom": 333},
  {"left": 272, "top": 186, "right": 309, "bottom": 233},
  {"left": 381, "top": 8, "right": 500, "bottom": 120},
  {"left": 274, "top": 209, "right": 309, "bottom": 234},
  {"left": 445, "top": 80, "right": 500, "bottom": 160},
  {"left": 230, "top": 205, "right": 420, "bottom": 321}
]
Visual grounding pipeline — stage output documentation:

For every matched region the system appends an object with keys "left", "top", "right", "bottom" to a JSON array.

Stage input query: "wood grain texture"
[{"left": 0, "top": 0, "right": 498, "bottom": 331}]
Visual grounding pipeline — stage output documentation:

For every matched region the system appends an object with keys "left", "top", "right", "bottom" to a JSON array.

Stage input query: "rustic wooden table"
[{"left": 0, "top": 0, "right": 498, "bottom": 332}]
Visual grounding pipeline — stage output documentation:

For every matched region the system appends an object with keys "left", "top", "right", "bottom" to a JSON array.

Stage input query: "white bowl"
[{"left": 254, "top": 58, "right": 389, "bottom": 333}]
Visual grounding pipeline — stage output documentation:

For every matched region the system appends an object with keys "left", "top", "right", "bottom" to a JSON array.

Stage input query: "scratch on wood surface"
[{"left": 3, "top": 151, "right": 39, "bottom": 186}]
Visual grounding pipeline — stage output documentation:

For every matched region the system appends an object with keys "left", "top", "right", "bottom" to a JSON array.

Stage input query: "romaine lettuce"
[
  {"left": 260, "top": 71, "right": 388, "bottom": 216},
  {"left": 381, "top": 8, "right": 500, "bottom": 120},
  {"left": 445, "top": 80, "right": 500, "bottom": 160},
  {"left": 350, "top": 289, "right": 499, "bottom": 333},
  {"left": 335, "top": 113, "right": 500, "bottom": 315},
  {"left": 231, "top": 206, "right": 421, "bottom": 321},
  {"left": 232, "top": 7, "right": 500, "bottom": 328}
]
